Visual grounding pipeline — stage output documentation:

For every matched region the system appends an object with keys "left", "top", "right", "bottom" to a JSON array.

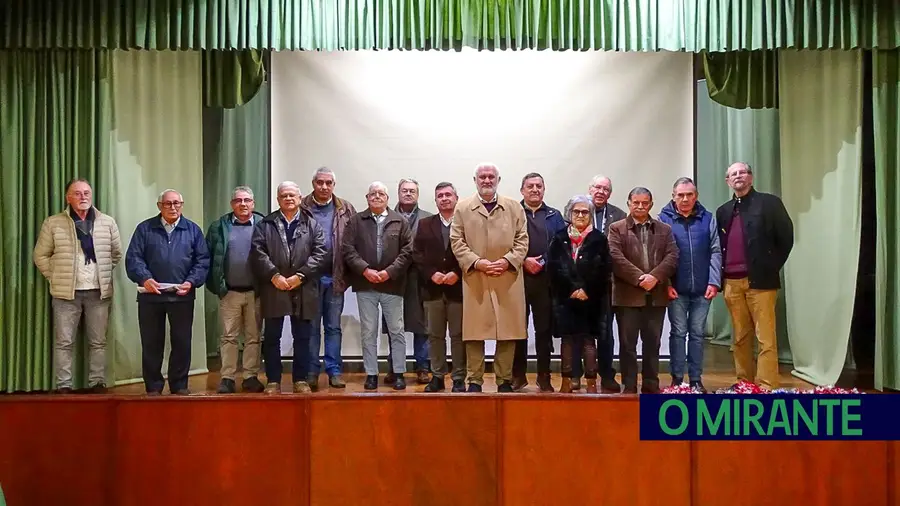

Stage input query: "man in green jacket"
[{"left": 206, "top": 186, "right": 266, "bottom": 393}]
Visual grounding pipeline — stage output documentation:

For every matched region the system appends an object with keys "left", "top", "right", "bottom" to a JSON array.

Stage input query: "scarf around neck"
[
  {"left": 568, "top": 224, "right": 591, "bottom": 259},
  {"left": 69, "top": 206, "right": 97, "bottom": 264}
]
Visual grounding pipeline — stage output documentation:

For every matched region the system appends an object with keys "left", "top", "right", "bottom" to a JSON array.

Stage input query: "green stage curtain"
[
  {"left": 0, "top": 50, "right": 114, "bottom": 392},
  {"left": 703, "top": 50, "right": 779, "bottom": 109},
  {"left": 106, "top": 50, "right": 208, "bottom": 384},
  {"left": 873, "top": 49, "right": 900, "bottom": 391},
  {"left": 203, "top": 50, "right": 265, "bottom": 109},
  {"left": 778, "top": 50, "right": 863, "bottom": 386},
  {"left": 2, "top": 0, "right": 899, "bottom": 51},
  {"left": 202, "top": 82, "right": 271, "bottom": 356},
  {"left": 694, "top": 78, "right": 792, "bottom": 362}
]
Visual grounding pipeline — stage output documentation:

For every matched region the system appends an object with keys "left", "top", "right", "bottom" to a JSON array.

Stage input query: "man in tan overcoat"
[{"left": 450, "top": 163, "right": 528, "bottom": 392}]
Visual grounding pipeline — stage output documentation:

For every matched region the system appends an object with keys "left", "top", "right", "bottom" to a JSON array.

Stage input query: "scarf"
[
  {"left": 568, "top": 224, "right": 590, "bottom": 259},
  {"left": 69, "top": 206, "right": 97, "bottom": 264}
]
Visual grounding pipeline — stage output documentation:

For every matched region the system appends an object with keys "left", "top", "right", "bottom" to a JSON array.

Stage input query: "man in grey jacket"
[{"left": 34, "top": 179, "right": 123, "bottom": 393}]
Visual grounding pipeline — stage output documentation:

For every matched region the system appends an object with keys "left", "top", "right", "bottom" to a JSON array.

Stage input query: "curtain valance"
[{"left": 3, "top": 0, "right": 899, "bottom": 52}]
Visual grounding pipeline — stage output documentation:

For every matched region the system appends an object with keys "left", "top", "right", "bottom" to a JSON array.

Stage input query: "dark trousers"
[
  {"left": 138, "top": 300, "right": 194, "bottom": 393},
  {"left": 615, "top": 305, "right": 667, "bottom": 392},
  {"left": 513, "top": 273, "right": 553, "bottom": 378},
  {"left": 572, "top": 304, "right": 616, "bottom": 380},
  {"left": 264, "top": 316, "right": 311, "bottom": 384},
  {"left": 561, "top": 335, "right": 597, "bottom": 378}
]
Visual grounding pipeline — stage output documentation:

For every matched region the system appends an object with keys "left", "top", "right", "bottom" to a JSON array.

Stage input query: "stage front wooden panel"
[
  {"left": 0, "top": 395, "right": 896, "bottom": 506},
  {"left": 500, "top": 398, "right": 691, "bottom": 506},
  {"left": 694, "top": 440, "right": 889, "bottom": 506},
  {"left": 113, "top": 397, "right": 309, "bottom": 506},
  {"left": 0, "top": 399, "right": 115, "bottom": 506},
  {"left": 309, "top": 397, "right": 498, "bottom": 506}
]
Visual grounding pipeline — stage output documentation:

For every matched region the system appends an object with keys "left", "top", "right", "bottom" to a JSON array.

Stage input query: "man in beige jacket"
[
  {"left": 450, "top": 163, "right": 528, "bottom": 392},
  {"left": 33, "top": 179, "right": 123, "bottom": 393}
]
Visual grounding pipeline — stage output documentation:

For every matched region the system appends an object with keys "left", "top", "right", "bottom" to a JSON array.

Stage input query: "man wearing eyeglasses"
[
  {"left": 126, "top": 189, "right": 210, "bottom": 395},
  {"left": 204, "top": 186, "right": 266, "bottom": 394},
  {"left": 343, "top": 181, "right": 414, "bottom": 390},
  {"left": 716, "top": 162, "right": 794, "bottom": 390},
  {"left": 607, "top": 187, "right": 679, "bottom": 394}
]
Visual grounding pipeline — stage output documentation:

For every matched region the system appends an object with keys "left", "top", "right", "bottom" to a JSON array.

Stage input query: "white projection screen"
[{"left": 271, "top": 49, "right": 694, "bottom": 362}]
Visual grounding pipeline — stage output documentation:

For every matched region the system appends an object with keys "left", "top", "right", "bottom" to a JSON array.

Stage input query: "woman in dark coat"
[{"left": 547, "top": 194, "right": 613, "bottom": 393}]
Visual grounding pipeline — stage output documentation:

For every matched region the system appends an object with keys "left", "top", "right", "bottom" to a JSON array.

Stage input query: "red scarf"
[{"left": 568, "top": 224, "right": 590, "bottom": 259}]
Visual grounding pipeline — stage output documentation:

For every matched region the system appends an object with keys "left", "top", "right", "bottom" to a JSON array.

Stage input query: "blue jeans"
[
  {"left": 308, "top": 276, "right": 345, "bottom": 377},
  {"left": 667, "top": 294, "right": 711, "bottom": 382},
  {"left": 263, "top": 316, "right": 311, "bottom": 384},
  {"left": 356, "top": 291, "right": 406, "bottom": 376}
]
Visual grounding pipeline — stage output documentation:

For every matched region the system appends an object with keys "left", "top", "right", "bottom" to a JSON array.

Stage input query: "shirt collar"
[
  {"left": 479, "top": 193, "right": 498, "bottom": 204},
  {"left": 439, "top": 214, "right": 453, "bottom": 227},
  {"left": 232, "top": 213, "right": 255, "bottom": 225},
  {"left": 280, "top": 210, "right": 300, "bottom": 223},
  {"left": 161, "top": 216, "right": 180, "bottom": 230}
]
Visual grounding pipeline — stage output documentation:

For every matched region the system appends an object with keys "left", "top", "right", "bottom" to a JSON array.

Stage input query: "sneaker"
[
  {"left": 265, "top": 382, "right": 281, "bottom": 394},
  {"left": 242, "top": 376, "right": 265, "bottom": 393},
  {"left": 689, "top": 380, "right": 708, "bottom": 393},
  {"left": 671, "top": 377, "right": 683, "bottom": 387},
  {"left": 293, "top": 381, "right": 312, "bottom": 393},
  {"left": 217, "top": 378, "right": 236, "bottom": 394}
]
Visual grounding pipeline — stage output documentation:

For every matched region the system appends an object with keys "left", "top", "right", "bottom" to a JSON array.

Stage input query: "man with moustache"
[
  {"left": 126, "top": 189, "right": 210, "bottom": 395},
  {"left": 512, "top": 172, "right": 566, "bottom": 392},
  {"left": 607, "top": 187, "right": 679, "bottom": 394},
  {"left": 716, "top": 162, "right": 794, "bottom": 390},
  {"left": 34, "top": 178, "right": 123, "bottom": 393},
  {"left": 205, "top": 186, "right": 266, "bottom": 393},
  {"left": 450, "top": 163, "right": 529, "bottom": 392},
  {"left": 384, "top": 178, "right": 432, "bottom": 385},
  {"left": 343, "top": 181, "right": 414, "bottom": 390},
  {"left": 302, "top": 166, "right": 356, "bottom": 390},
  {"left": 415, "top": 182, "right": 466, "bottom": 392}
]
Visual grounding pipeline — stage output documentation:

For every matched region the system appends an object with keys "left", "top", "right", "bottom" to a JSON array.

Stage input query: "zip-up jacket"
[{"left": 658, "top": 201, "right": 722, "bottom": 296}]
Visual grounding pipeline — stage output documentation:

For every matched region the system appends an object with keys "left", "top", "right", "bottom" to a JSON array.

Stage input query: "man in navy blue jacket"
[
  {"left": 658, "top": 177, "right": 721, "bottom": 392},
  {"left": 512, "top": 173, "right": 567, "bottom": 392},
  {"left": 126, "top": 189, "right": 210, "bottom": 395}
]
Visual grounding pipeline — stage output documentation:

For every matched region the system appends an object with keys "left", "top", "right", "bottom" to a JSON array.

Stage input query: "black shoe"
[
  {"left": 393, "top": 375, "right": 406, "bottom": 390},
  {"left": 364, "top": 375, "right": 378, "bottom": 390},
  {"left": 467, "top": 383, "right": 482, "bottom": 393},
  {"left": 497, "top": 382, "right": 514, "bottom": 393},
  {"left": 217, "top": 378, "right": 236, "bottom": 394},
  {"left": 451, "top": 380, "right": 466, "bottom": 392},
  {"left": 307, "top": 373, "right": 319, "bottom": 391},
  {"left": 424, "top": 376, "right": 445, "bottom": 392},
  {"left": 671, "top": 377, "right": 683, "bottom": 387},
  {"left": 242, "top": 376, "right": 265, "bottom": 393},
  {"left": 89, "top": 384, "right": 108, "bottom": 394},
  {"left": 690, "top": 380, "right": 708, "bottom": 393},
  {"left": 56, "top": 387, "right": 74, "bottom": 395},
  {"left": 600, "top": 377, "right": 621, "bottom": 393}
]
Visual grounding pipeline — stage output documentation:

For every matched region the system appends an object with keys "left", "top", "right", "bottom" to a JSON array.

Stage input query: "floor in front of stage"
[{"left": 108, "top": 345, "right": 821, "bottom": 395}]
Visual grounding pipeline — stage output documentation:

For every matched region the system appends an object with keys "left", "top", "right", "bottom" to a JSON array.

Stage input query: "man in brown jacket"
[
  {"left": 450, "top": 163, "right": 529, "bottom": 393},
  {"left": 33, "top": 178, "right": 123, "bottom": 393},
  {"left": 608, "top": 187, "right": 679, "bottom": 394},
  {"left": 342, "top": 181, "right": 414, "bottom": 391}
]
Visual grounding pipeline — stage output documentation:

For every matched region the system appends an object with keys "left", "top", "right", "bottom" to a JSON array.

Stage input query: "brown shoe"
[
  {"left": 586, "top": 379, "right": 598, "bottom": 393},
  {"left": 571, "top": 377, "right": 582, "bottom": 391},
  {"left": 536, "top": 373, "right": 554, "bottom": 392},
  {"left": 560, "top": 378, "right": 573, "bottom": 393},
  {"left": 416, "top": 370, "right": 430, "bottom": 384},
  {"left": 511, "top": 376, "right": 528, "bottom": 391},
  {"left": 384, "top": 372, "right": 397, "bottom": 384}
]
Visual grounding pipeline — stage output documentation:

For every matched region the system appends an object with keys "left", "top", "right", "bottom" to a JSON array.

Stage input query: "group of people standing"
[{"left": 33, "top": 161, "right": 793, "bottom": 395}]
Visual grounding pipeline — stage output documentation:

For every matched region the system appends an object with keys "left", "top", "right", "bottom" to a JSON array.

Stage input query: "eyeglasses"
[
  {"left": 630, "top": 201, "right": 651, "bottom": 208},
  {"left": 368, "top": 191, "right": 387, "bottom": 198},
  {"left": 232, "top": 198, "right": 254, "bottom": 204},
  {"left": 160, "top": 201, "right": 183, "bottom": 208},
  {"left": 571, "top": 210, "right": 591, "bottom": 216}
]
